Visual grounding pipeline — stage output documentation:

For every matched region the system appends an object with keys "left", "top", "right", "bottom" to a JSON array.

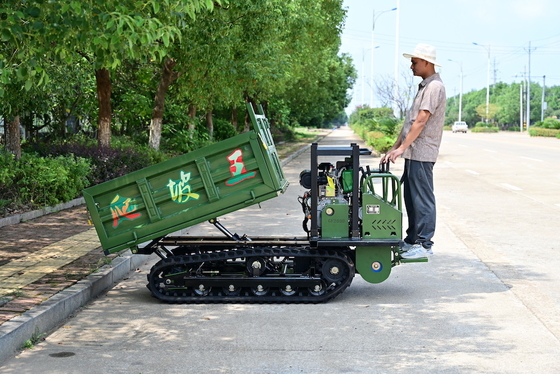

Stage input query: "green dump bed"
[{"left": 83, "top": 104, "right": 289, "bottom": 254}]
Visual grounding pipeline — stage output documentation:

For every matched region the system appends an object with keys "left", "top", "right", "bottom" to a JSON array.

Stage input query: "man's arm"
[{"left": 382, "top": 109, "right": 431, "bottom": 163}]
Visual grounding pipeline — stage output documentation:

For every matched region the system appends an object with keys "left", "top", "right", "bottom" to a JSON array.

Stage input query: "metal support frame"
[{"left": 310, "top": 143, "right": 361, "bottom": 240}]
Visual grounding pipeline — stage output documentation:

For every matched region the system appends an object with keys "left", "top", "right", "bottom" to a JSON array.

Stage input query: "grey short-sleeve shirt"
[{"left": 401, "top": 73, "right": 446, "bottom": 162}]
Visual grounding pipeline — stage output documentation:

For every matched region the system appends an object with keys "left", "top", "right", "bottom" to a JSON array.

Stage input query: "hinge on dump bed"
[{"left": 209, "top": 218, "right": 252, "bottom": 242}]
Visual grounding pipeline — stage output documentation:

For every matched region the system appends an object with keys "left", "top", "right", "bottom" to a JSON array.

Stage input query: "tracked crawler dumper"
[{"left": 83, "top": 104, "right": 426, "bottom": 304}]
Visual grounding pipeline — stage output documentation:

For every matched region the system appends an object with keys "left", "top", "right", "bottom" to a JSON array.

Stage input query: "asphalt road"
[
  {"left": 436, "top": 131, "right": 560, "bottom": 341},
  {"left": 2, "top": 128, "right": 560, "bottom": 373}
]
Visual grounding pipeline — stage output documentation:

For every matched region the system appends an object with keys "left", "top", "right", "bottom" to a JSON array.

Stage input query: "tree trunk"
[
  {"left": 95, "top": 68, "right": 112, "bottom": 148},
  {"left": 149, "top": 58, "right": 178, "bottom": 151},
  {"left": 206, "top": 110, "right": 214, "bottom": 141},
  {"left": 188, "top": 104, "right": 197, "bottom": 138},
  {"left": 5, "top": 116, "right": 21, "bottom": 160}
]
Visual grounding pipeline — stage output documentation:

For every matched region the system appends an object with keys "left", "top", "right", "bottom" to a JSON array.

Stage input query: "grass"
[
  {"left": 88, "top": 256, "right": 114, "bottom": 274},
  {"left": 293, "top": 127, "right": 328, "bottom": 139},
  {"left": 21, "top": 328, "right": 46, "bottom": 350},
  {"left": 276, "top": 127, "right": 332, "bottom": 159}
]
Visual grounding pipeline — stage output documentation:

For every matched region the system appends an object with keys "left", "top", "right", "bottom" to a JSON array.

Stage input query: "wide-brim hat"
[{"left": 403, "top": 43, "right": 441, "bottom": 67}]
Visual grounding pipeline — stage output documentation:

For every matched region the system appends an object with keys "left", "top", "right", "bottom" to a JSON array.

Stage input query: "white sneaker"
[
  {"left": 400, "top": 244, "right": 432, "bottom": 259},
  {"left": 400, "top": 241, "right": 414, "bottom": 252}
]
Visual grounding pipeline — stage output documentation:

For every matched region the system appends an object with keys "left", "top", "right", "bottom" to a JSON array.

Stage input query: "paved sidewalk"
[
  {"left": 0, "top": 228, "right": 99, "bottom": 296},
  {"left": 0, "top": 206, "right": 104, "bottom": 324}
]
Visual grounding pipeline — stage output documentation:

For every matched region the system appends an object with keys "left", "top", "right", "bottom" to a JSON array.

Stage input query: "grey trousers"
[{"left": 402, "top": 159, "right": 436, "bottom": 249}]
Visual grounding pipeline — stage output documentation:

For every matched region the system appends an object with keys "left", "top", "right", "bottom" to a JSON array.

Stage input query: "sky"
[{"left": 340, "top": 0, "right": 560, "bottom": 113}]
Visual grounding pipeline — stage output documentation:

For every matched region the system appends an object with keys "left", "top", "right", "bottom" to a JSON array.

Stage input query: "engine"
[{"left": 299, "top": 158, "right": 356, "bottom": 239}]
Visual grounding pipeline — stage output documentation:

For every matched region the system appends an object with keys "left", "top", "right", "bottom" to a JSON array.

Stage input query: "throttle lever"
[{"left": 379, "top": 161, "right": 390, "bottom": 173}]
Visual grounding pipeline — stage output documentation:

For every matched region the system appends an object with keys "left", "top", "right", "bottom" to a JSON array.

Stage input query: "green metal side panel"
[
  {"left": 248, "top": 104, "right": 287, "bottom": 191},
  {"left": 356, "top": 246, "right": 392, "bottom": 284},
  {"left": 83, "top": 105, "right": 288, "bottom": 254},
  {"left": 361, "top": 193, "right": 402, "bottom": 240},
  {"left": 321, "top": 202, "right": 349, "bottom": 238}
]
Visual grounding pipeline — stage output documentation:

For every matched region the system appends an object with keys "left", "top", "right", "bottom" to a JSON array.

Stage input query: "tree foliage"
[
  {"left": 1, "top": 0, "right": 220, "bottom": 150},
  {"left": 1, "top": 0, "right": 355, "bottom": 153},
  {"left": 446, "top": 81, "right": 559, "bottom": 128}
]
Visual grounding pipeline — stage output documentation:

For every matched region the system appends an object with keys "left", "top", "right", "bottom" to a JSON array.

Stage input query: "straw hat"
[{"left": 403, "top": 43, "right": 441, "bottom": 67}]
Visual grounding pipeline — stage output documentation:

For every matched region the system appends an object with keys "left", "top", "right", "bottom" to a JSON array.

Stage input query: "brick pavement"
[{"left": 0, "top": 206, "right": 105, "bottom": 324}]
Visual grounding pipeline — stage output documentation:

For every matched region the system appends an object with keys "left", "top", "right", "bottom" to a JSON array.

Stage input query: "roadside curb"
[
  {"left": 280, "top": 134, "right": 328, "bottom": 167},
  {"left": 0, "top": 198, "right": 85, "bottom": 229},
  {"left": 0, "top": 250, "right": 150, "bottom": 363}
]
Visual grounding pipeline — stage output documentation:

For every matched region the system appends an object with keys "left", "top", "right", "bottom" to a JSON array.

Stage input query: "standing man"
[{"left": 381, "top": 43, "right": 446, "bottom": 260}]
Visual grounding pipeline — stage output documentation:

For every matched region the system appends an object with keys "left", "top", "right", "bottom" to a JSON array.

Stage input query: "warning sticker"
[{"left": 366, "top": 205, "right": 380, "bottom": 214}]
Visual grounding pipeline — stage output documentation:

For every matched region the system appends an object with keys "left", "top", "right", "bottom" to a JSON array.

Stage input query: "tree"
[
  {"left": 1, "top": 0, "right": 220, "bottom": 148},
  {"left": 475, "top": 103, "right": 500, "bottom": 123},
  {"left": 1, "top": 0, "right": 360, "bottom": 155},
  {"left": 149, "top": 58, "right": 179, "bottom": 150},
  {"left": 265, "top": 0, "right": 354, "bottom": 126},
  {"left": 494, "top": 83, "right": 522, "bottom": 126},
  {"left": 4, "top": 116, "right": 21, "bottom": 160},
  {"left": 375, "top": 71, "right": 415, "bottom": 119}
]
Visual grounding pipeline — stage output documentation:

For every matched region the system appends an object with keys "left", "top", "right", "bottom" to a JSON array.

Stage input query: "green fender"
[{"left": 355, "top": 246, "right": 393, "bottom": 284}]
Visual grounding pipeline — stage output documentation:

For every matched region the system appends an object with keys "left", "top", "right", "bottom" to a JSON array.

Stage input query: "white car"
[{"left": 452, "top": 121, "right": 468, "bottom": 133}]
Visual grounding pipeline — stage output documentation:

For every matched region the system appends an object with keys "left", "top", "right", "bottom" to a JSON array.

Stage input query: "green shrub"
[
  {"left": 542, "top": 118, "right": 560, "bottom": 129},
  {"left": 162, "top": 126, "right": 211, "bottom": 154},
  {"left": 533, "top": 118, "right": 560, "bottom": 129},
  {"left": 471, "top": 122, "right": 499, "bottom": 133},
  {"left": 0, "top": 150, "right": 17, "bottom": 208},
  {"left": 376, "top": 117, "right": 400, "bottom": 136},
  {"left": 350, "top": 119, "right": 399, "bottom": 154},
  {"left": 0, "top": 152, "right": 91, "bottom": 216},
  {"left": 369, "top": 136, "right": 395, "bottom": 154},
  {"left": 0, "top": 150, "right": 16, "bottom": 188},
  {"left": 16, "top": 154, "right": 90, "bottom": 206},
  {"left": 213, "top": 118, "right": 239, "bottom": 141},
  {"left": 26, "top": 140, "right": 159, "bottom": 186},
  {"left": 471, "top": 127, "right": 499, "bottom": 133},
  {"left": 529, "top": 128, "right": 560, "bottom": 137}
]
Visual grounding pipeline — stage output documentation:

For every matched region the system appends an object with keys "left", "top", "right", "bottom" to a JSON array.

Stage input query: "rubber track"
[{"left": 146, "top": 247, "right": 355, "bottom": 304}]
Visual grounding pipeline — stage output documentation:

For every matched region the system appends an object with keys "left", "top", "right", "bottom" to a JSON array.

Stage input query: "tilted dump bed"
[{"left": 83, "top": 104, "right": 288, "bottom": 254}]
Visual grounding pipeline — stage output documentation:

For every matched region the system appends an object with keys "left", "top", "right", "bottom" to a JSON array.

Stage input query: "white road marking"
[
  {"left": 466, "top": 169, "right": 480, "bottom": 175},
  {"left": 520, "top": 156, "right": 543, "bottom": 162},
  {"left": 501, "top": 183, "right": 522, "bottom": 191}
]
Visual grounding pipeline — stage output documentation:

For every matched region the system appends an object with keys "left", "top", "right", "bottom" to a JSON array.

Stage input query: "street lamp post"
[
  {"left": 370, "top": 7, "right": 397, "bottom": 108},
  {"left": 473, "top": 42, "right": 491, "bottom": 123},
  {"left": 519, "top": 80, "right": 524, "bottom": 132},
  {"left": 361, "top": 49, "right": 366, "bottom": 105},
  {"left": 393, "top": 0, "right": 400, "bottom": 117},
  {"left": 541, "top": 75, "right": 546, "bottom": 122},
  {"left": 448, "top": 59, "right": 463, "bottom": 122}
]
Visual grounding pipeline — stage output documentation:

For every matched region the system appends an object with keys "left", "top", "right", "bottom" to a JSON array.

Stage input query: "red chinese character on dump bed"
[
  {"left": 225, "top": 149, "right": 256, "bottom": 185},
  {"left": 110, "top": 194, "right": 142, "bottom": 228}
]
